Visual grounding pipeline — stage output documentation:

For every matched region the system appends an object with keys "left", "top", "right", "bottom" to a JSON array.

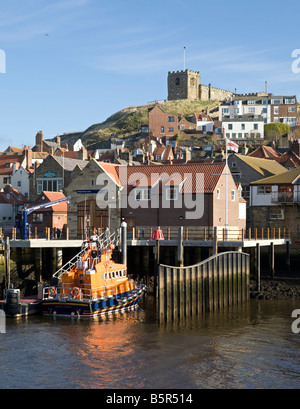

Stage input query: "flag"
[{"left": 226, "top": 139, "right": 239, "bottom": 153}]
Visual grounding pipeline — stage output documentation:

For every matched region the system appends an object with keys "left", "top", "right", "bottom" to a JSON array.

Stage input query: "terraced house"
[{"left": 250, "top": 166, "right": 300, "bottom": 251}]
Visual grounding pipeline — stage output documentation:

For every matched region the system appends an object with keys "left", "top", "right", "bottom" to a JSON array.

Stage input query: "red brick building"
[
  {"left": 27, "top": 191, "right": 68, "bottom": 236},
  {"left": 148, "top": 102, "right": 178, "bottom": 141}
]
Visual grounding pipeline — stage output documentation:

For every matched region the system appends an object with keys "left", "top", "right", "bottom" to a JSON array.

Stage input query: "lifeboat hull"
[{"left": 42, "top": 285, "right": 147, "bottom": 318}]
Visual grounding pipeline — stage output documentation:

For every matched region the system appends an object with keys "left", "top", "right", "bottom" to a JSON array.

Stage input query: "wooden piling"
[{"left": 158, "top": 251, "right": 250, "bottom": 323}]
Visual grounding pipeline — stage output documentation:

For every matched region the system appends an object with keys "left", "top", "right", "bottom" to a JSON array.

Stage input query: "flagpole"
[{"left": 225, "top": 138, "right": 228, "bottom": 236}]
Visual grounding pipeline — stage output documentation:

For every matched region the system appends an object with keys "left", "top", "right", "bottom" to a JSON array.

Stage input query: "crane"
[{"left": 21, "top": 196, "right": 71, "bottom": 240}]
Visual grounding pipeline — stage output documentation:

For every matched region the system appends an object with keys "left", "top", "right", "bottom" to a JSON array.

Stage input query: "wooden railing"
[{"left": 128, "top": 226, "right": 291, "bottom": 242}]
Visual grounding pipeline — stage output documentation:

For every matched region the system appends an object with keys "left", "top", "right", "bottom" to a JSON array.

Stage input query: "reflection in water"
[{"left": 1, "top": 297, "right": 300, "bottom": 389}]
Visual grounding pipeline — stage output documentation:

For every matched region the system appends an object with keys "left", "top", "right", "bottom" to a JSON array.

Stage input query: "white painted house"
[
  {"left": 11, "top": 165, "right": 31, "bottom": 199},
  {"left": 222, "top": 114, "right": 264, "bottom": 143},
  {"left": 193, "top": 113, "right": 214, "bottom": 133}
]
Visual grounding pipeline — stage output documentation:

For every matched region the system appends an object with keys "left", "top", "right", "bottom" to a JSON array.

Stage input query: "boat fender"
[
  {"left": 71, "top": 287, "right": 80, "bottom": 299},
  {"left": 49, "top": 287, "right": 57, "bottom": 298}
]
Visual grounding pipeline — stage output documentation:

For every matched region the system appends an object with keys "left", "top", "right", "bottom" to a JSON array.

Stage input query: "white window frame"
[
  {"left": 135, "top": 188, "right": 151, "bottom": 201},
  {"left": 166, "top": 187, "right": 178, "bottom": 201}
]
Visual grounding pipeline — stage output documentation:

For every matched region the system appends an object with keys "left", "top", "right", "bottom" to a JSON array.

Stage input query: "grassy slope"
[{"left": 80, "top": 99, "right": 221, "bottom": 146}]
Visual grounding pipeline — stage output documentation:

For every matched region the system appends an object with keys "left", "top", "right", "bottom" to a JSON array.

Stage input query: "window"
[
  {"left": 222, "top": 108, "right": 229, "bottom": 114},
  {"left": 168, "top": 116, "right": 175, "bottom": 122},
  {"left": 32, "top": 213, "right": 43, "bottom": 223},
  {"left": 270, "top": 208, "right": 284, "bottom": 220},
  {"left": 161, "top": 126, "right": 164, "bottom": 133},
  {"left": 175, "top": 77, "right": 180, "bottom": 86},
  {"left": 37, "top": 178, "right": 63, "bottom": 195},
  {"left": 231, "top": 190, "right": 235, "bottom": 201},
  {"left": 234, "top": 100, "right": 240, "bottom": 105},
  {"left": 271, "top": 98, "right": 283, "bottom": 104},
  {"left": 166, "top": 187, "right": 178, "bottom": 200},
  {"left": 228, "top": 124, "right": 233, "bottom": 130},
  {"left": 285, "top": 98, "right": 295, "bottom": 104},
  {"left": 232, "top": 133, "right": 237, "bottom": 138},
  {"left": 289, "top": 107, "right": 295, "bottom": 112},
  {"left": 262, "top": 100, "right": 268, "bottom": 105},
  {"left": 248, "top": 108, "right": 255, "bottom": 113},
  {"left": 274, "top": 106, "right": 279, "bottom": 114},
  {"left": 248, "top": 100, "right": 255, "bottom": 105},
  {"left": 238, "top": 133, "right": 243, "bottom": 138},
  {"left": 234, "top": 108, "right": 239, "bottom": 114},
  {"left": 241, "top": 124, "right": 245, "bottom": 130},
  {"left": 262, "top": 108, "right": 267, "bottom": 113},
  {"left": 274, "top": 117, "right": 279, "bottom": 123},
  {"left": 217, "top": 189, "right": 220, "bottom": 199},
  {"left": 135, "top": 188, "right": 151, "bottom": 201},
  {"left": 257, "top": 186, "right": 271, "bottom": 195},
  {"left": 168, "top": 128, "right": 174, "bottom": 132},
  {"left": 17, "top": 181, "right": 21, "bottom": 187},
  {"left": 254, "top": 124, "right": 258, "bottom": 130}
]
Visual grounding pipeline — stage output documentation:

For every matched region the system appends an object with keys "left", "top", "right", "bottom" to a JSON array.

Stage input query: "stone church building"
[{"left": 168, "top": 69, "right": 233, "bottom": 102}]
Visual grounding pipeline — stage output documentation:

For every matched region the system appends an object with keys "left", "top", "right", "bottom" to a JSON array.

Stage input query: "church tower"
[{"left": 167, "top": 69, "right": 201, "bottom": 101}]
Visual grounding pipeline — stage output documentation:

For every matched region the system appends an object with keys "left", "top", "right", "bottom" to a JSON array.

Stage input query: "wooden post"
[
  {"left": 286, "top": 240, "right": 290, "bottom": 276},
  {"left": 256, "top": 243, "right": 261, "bottom": 292},
  {"left": 270, "top": 242, "right": 275, "bottom": 279},
  {"left": 158, "top": 266, "right": 165, "bottom": 323},
  {"left": 213, "top": 226, "right": 218, "bottom": 255},
  {"left": 5, "top": 237, "right": 10, "bottom": 288},
  {"left": 121, "top": 221, "right": 127, "bottom": 267},
  {"left": 177, "top": 226, "right": 184, "bottom": 267}
]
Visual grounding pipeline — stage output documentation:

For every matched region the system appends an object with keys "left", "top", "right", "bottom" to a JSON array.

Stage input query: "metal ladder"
[{"left": 52, "top": 230, "right": 120, "bottom": 281}]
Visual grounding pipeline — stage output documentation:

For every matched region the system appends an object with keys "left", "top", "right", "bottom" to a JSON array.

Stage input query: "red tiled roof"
[
  {"left": 248, "top": 146, "right": 281, "bottom": 159},
  {"left": 117, "top": 162, "right": 226, "bottom": 193},
  {"left": 28, "top": 191, "right": 67, "bottom": 212},
  {"left": 0, "top": 157, "right": 24, "bottom": 175}
]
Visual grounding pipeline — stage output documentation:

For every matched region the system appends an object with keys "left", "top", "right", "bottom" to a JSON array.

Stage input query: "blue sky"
[{"left": 0, "top": 0, "right": 300, "bottom": 151}]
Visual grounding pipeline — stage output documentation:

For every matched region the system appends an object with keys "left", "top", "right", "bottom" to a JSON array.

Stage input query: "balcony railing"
[{"left": 271, "top": 192, "right": 300, "bottom": 203}]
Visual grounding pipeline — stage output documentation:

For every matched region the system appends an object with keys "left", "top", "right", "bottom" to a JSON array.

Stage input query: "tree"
[{"left": 264, "top": 123, "right": 291, "bottom": 145}]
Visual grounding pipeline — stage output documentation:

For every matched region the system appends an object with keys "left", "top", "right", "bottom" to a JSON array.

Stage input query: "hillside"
[{"left": 59, "top": 99, "right": 221, "bottom": 148}]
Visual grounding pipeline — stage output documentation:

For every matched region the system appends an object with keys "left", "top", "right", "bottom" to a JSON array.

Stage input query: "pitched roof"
[
  {"left": 0, "top": 188, "right": 27, "bottom": 205},
  {"left": 0, "top": 157, "right": 24, "bottom": 175},
  {"left": 248, "top": 146, "right": 281, "bottom": 159},
  {"left": 234, "top": 154, "right": 286, "bottom": 177},
  {"left": 251, "top": 166, "right": 300, "bottom": 185},
  {"left": 118, "top": 162, "right": 226, "bottom": 193},
  {"left": 52, "top": 155, "right": 88, "bottom": 171},
  {"left": 28, "top": 191, "right": 68, "bottom": 212}
]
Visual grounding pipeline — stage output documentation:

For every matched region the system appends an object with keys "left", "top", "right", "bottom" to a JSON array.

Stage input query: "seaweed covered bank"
[{"left": 250, "top": 279, "right": 300, "bottom": 300}]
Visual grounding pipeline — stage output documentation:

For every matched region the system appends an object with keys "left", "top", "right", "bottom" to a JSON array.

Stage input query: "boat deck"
[{"left": 0, "top": 295, "right": 41, "bottom": 305}]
